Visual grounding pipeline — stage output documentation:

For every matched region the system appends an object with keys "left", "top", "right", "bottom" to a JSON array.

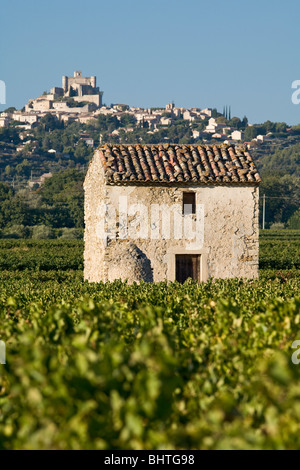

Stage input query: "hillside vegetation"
[{"left": 0, "top": 113, "right": 299, "bottom": 232}]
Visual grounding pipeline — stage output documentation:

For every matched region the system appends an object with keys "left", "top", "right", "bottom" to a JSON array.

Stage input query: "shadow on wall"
[{"left": 107, "top": 242, "right": 153, "bottom": 283}]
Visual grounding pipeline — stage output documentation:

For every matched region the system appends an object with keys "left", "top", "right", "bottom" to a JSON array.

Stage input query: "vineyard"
[
  {"left": 0, "top": 230, "right": 299, "bottom": 449},
  {"left": 259, "top": 230, "right": 300, "bottom": 270}
]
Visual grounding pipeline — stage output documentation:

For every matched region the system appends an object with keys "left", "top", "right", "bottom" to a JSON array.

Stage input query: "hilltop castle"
[
  {"left": 25, "top": 71, "right": 103, "bottom": 113},
  {"left": 61, "top": 71, "right": 103, "bottom": 107}
]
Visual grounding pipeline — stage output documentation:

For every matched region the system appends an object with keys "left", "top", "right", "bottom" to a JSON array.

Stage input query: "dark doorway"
[{"left": 175, "top": 254, "right": 200, "bottom": 283}]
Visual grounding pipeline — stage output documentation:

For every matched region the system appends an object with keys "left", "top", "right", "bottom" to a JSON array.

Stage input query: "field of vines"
[{"left": 0, "top": 230, "right": 299, "bottom": 450}]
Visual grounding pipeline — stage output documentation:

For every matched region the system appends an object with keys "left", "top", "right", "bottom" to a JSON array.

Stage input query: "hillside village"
[
  {"left": 0, "top": 71, "right": 295, "bottom": 185},
  {"left": 0, "top": 71, "right": 288, "bottom": 148},
  {"left": 0, "top": 71, "right": 298, "bottom": 237}
]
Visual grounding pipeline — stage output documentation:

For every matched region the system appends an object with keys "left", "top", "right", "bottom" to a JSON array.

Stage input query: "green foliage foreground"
[
  {"left": 0, "top": 231, "right": 299, "bottom": 449},
  {"left": 0, "top": 270, "right": 299, "bottom": 450}
]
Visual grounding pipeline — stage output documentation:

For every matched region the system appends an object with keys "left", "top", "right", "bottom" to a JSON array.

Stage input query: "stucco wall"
[
  {"left": 84, "top": 152, "right": 259, "bottom": 283},
  {"left": 83, "top": 153, "right": 106, "bottom": 282},
  {"left": 73, "top": 95, "right": 101, "bottom": 107}
]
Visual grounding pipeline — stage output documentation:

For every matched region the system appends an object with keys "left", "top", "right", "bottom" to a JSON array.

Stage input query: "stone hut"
[{"left": 84, "top": 144, "right": 261, "bottom": 283}]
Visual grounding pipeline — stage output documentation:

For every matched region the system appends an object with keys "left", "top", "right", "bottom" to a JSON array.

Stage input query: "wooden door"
[{"left": 175, "top": 255, "right": 200, "bottom": 283}]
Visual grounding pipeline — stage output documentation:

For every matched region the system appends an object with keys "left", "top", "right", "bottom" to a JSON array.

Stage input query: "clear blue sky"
[{"left": 1, "top": 0, "right": 300, "bottom": 124}]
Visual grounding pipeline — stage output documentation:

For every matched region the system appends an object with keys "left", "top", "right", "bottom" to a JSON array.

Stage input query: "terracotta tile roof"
[{"left": 98, "top": 144, "right": 261, "bottom": 185}]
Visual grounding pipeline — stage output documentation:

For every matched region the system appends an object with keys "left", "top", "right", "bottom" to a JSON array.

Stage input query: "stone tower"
[{"left": 62, "top": 76, "right": 68, "bottom": 93}]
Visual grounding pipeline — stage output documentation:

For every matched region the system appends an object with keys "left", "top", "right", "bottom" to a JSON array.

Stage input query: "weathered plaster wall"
[
  {"left": 84, "top": 154, "right": 259, "bottom": 283},
  {"left": 83, "top": 151, "right": 106, "bottom": 282}
]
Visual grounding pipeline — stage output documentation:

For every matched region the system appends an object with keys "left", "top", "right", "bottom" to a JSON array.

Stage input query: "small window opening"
[{"left": 183, "top": 192, "right": 196, "bottom": 215}]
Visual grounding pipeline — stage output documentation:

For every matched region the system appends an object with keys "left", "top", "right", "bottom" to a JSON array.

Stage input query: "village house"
[
  {"left": 0, "top": 114, "right": 11, "bottom": 127},
  {"left": 255, "top": 133, "right": 273, "bottom": 143},
  {"left": 28, "top": 172, "right": 52, "bottom": 189},
  {"left": 231, "top": 130, "right": 244, "bottom": 141},
  {"left": 12, "top": 112, "right": 38, "bottom": 126},
  {"left": 201, "top": 108, "right": 212, "bottom": 117},
  {"left": 205, "top": 117, "right": 218, "bottom": 133},
  {"left": 192, "top": 130, "right": 201, "bottom": 140},
  {"left": 183, "top": 110, "right": 196, "bottom": 122},
  {"left": 205, "top": 118, "right": 229, "bottom": 135},
  {"left": 211, "top": 132, "right": 226, "bottom": 140},
  {"left": 160, "top": 117, "right": 172, "bottom": 126},
  {"left": 77, "top": 114, "right": 98, "bottom": 125},
  {"left": 84, "top": 143, "right": 261, "bottom": 283}
]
